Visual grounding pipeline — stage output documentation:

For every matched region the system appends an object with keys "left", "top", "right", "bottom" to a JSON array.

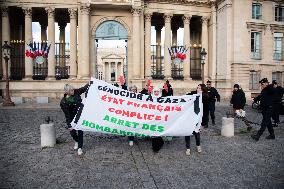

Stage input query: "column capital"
[
  {"left": 144, "top": 12, "right": 152, "bottom": 22},
  {"left": 68, "top": 8, "right": 77, "bottom": 19},
  {"left": 1, "top": 6, "right": 9, "bottom": 17},
  {"left": 80, "top": 5, "right": 90, "bottom": 15},
  {"left": 183, "top": 14, "right": 192, "bottom": 24},
  {"left": 131, "top": 7, "right": 142, "bottom": 16},
  {"left": 22, "top": 7, "right": 32, "bottom": 18},
  {"left": 163, "top": 13, "right": 173, "bottom": 23},
  {"left": 201, "top": 16, "right": 210, "bottom": 24},
  {"left": 45, "top": 7, "right": 55, "bottom": 18}
]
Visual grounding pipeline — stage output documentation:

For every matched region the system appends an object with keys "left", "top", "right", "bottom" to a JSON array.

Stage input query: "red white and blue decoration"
[
  {"left": 168, "top": 46, "right": 188, "bottom": 64},
  {"left": 25, "top": 42, "right": 51, "bottom": 64}
]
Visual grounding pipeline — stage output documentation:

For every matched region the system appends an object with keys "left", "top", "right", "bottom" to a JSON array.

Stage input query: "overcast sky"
[{"left": 32, "top": 23, "right": 184, "bottom": 48}]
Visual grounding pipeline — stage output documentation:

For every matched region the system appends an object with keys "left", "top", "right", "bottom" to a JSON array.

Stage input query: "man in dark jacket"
[
  {"left": 206, "top": 80, "right": 220, "bottom": 125},
  {"left": 272, "top": 80, "right": 283, "bottom": 127},
  {"left": 230, "top": 84, "right": 252, "bottom": 131},
  {"left": 60, "top": 83, "right": 89, "bottom": 155},
  {"left": 251, "top": 78, "right": 276, "bottom": 141}
]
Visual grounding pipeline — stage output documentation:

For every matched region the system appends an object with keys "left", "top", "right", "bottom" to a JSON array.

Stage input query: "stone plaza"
[{"left": 0, "top": 102, "right": 283, "bottom": 189}]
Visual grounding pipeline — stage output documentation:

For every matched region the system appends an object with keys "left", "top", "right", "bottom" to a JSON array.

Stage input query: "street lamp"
[
  {"left": 2, "top": 41, "right": 15, "bottom": 106},
  {"left": 200, "top": 48, "right": 207, "bottom": 84}
]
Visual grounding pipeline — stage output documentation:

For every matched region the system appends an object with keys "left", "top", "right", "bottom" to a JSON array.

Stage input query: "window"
[
  {"left": 272, "top": 72, "right": 282, "bottom": 86},
  {"left": 251, "top": 32, "right": 261, "bottom": 59},
  {"left": 274, "top": 33, "right": 283, "bottom": 60},
  {"left": 252, "top": 3, "right": 262, "bottom": 19},
  {"left": 249, "top": 71, "right": 260, "bottom": 90},
  {"left": 98, "top": 71, "right": 103, "bottom": 80},
  {"left": 275, "top": 5, "right": 284, "bottom": 22}
]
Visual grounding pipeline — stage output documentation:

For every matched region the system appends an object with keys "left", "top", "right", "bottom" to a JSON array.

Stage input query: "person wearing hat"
[
  {"left": 206, "top": 80, "right": 220, "bottom": 125},
  {"left": 271, "top": 80, "right": 283, "bottom": 127},
  {"left": 251, "top": 78, "right": 276, "bottom": 141},
  {"left": 230, "top": 84, "right": 252, "bottom": 131},
  {"left": 60, "top": 83, "right": 90, "bottom": 155}
]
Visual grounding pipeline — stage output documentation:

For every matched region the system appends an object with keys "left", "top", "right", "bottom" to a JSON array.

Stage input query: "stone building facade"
[{"left": 0, "top": 0, "right": 283, "bottom": 101}]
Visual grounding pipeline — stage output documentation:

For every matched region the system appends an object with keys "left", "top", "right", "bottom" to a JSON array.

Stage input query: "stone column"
[
  {"left": 144, "top": 12, "right": 152, "bottom": 79},
  {"left": 172, "top": 25, "right": 178, "bottom": 45},
  {"left": 131, "top": 7, "right": 141, "bottom": 79},
  {"left": 1, "top": 7, "right": 10, "bottom": 78},
  {"left": 78, "top": 5, "right": 90, "bottom": 79},
  {"left": 58, "top": 22, "right": 67, "bottom": 67},
  {"left": 155, "top": 25, "right": 163, "bottom": 76},
  {"left": 183, "top": 14, "right": 191, "bottom": 79},
  {"left": 23, "top": 7, "right": 33, "bottom": 80},
  {"left": 40, "top": 23, "right": 47, "bottom": 41},
  {"left": 201, "top": 16, "right": 209, "bottom": 81},
  {"left": 68, "top": 8, "right": 77, "bottom": 79},
  {"left": 46, "top": 7, "right": 55, "bottom": 80},
  {"left": 164, "top": 13, "right": 172, "bottom": 79}
]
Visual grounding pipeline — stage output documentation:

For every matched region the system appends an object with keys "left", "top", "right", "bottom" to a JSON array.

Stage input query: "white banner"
[{"left": 71, "top": 78, "right": 203, "bottom": 136}]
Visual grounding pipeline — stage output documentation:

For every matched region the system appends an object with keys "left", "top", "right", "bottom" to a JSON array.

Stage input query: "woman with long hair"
[{"left": 185, "top": 84, "right": 209, "bottom": 156}]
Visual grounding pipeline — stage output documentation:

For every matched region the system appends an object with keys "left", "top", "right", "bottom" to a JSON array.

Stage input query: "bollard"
[
  {"left": 40, "top": 123, "right": 56, "bottom": 148},
  {"left": 221, "top": 117, "right": 234, "bottom": 137}
]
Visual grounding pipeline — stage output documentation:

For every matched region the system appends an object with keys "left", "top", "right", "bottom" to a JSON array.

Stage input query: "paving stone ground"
[{"left": 0, "top": 102, "right": 283, "bottom": 189}]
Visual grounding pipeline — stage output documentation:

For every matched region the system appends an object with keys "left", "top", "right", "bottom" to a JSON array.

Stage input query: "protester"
[
  {"left": 185, "top": 84, "right": 209, "bottom": 156},
  {"left": 127, "top": 85, "right": 138, "bottom": 146},
  {"left": 60, "top": 83, "right": 89, "bottom": 156},
  {"left": 230, "top": 84, "right": 252, "bottom": 131},
  {"left": 272, "top": 80, "right": 283, "bottom": 127},
  {"left": 251, "top": 78, "right": 276, "bottom": 141},
  {"left": 206, "top": 80, "right": 220, "bottom": 125},
  {"left": 150, "top": 85, "right": 164, "bottom": 153},
  {"left": 162, "top": 80, "right": 173, "bottom": 96}
]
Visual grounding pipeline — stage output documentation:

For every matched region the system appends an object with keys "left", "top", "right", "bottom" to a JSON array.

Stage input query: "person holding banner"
[
  {"left": 128, "top": 85, "right": 138, "bottom": 146},
  {"left": 185, "top": 84, "right": 209, "bottom": 156},
  {"left": 60, "top": 83, "right": 89, "bottom": 156}
]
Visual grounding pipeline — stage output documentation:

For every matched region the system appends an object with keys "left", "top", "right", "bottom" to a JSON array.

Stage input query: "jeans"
[
  {"left": 70, "top": 130, "right": 83, "bottom": 148},
  {"left": 185, "top": 132, "right": 201, "bottom": 149}
]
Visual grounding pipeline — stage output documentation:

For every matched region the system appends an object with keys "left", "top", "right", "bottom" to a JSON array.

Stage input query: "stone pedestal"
[
  {"left": 40, "top": 123, "right": 56, "bottom": 148},
  {"left": 36, "top": 97, "right": 49, "bottom": 104},
  {"left": 221, "top": 117, "right": 234, "bottom": 137}
]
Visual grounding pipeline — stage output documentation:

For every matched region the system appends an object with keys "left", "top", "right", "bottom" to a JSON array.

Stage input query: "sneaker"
[
  {"left": 129, "top": 141, "right": 134, "bottom": 146},
  {"left": 74, "top": 142, "right": 79, "bottom": 150},
  {"left": 197, "top": 146, "right": 202, "bottom": 153},
  {"left": 265, "top": 135, "right": 275, "bottom": 140},
  {"left": 78, "top": 148, "right": 83, "bottom": 156},
  {"left": 272, "top": 123, "right": 279, "bottom": 127},
  {"left": 186, "top": 149, "right": 191, "bottom": 156},
  {"left": 251, "top": 134, "right": 260, "bottom": 141}
]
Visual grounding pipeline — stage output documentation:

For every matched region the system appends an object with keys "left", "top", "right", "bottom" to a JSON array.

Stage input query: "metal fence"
[
  {"left": 10, "top": 41, "right": 25, "bottom": 80},
  {"left": 190, "top": 47, "right": 202, "bottom": 80},
  {"left": 151, "top": 45, "right": 165, "bottom": 79},
  {"left": 8, "top": 41, "right": 70, "bottom": 80}
]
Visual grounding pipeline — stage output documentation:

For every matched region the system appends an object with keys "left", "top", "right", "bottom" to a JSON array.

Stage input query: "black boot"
[
  {"left": 212, "top": 119, "right": 215, "bottom": 125},
  {"left": 251, "top": 134, "right": 260, "bottom": 141},
  {"left": 265, "top": 135, "right": 275, "bottom": 140}
]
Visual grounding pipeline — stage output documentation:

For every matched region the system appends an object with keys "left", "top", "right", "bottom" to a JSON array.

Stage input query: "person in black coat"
[
  {"left": 184, "top": 84, "right": 209, "bottom": 156},
  {"left": 206, "top": 80, "right": 220, "bottom": 125},
  {"left": 271, "top": 80, "right": 283, "bottom": 126},
  {"left": 251, "top": 78, "right": 276, "bottom": 141},
  {"left": 230, "top": 84, "right": 252, "bottom": 131},
  {"left": 230, "top": 84, "right": 246, "bottom": 110},
  {"left": 60, "top": 83, "right": 89, "bottom": 155}
]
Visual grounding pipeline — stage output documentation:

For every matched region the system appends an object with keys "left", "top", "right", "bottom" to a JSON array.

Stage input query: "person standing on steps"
[{"left": 206, "top": 80, "right": 220, "bottom": 126}]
